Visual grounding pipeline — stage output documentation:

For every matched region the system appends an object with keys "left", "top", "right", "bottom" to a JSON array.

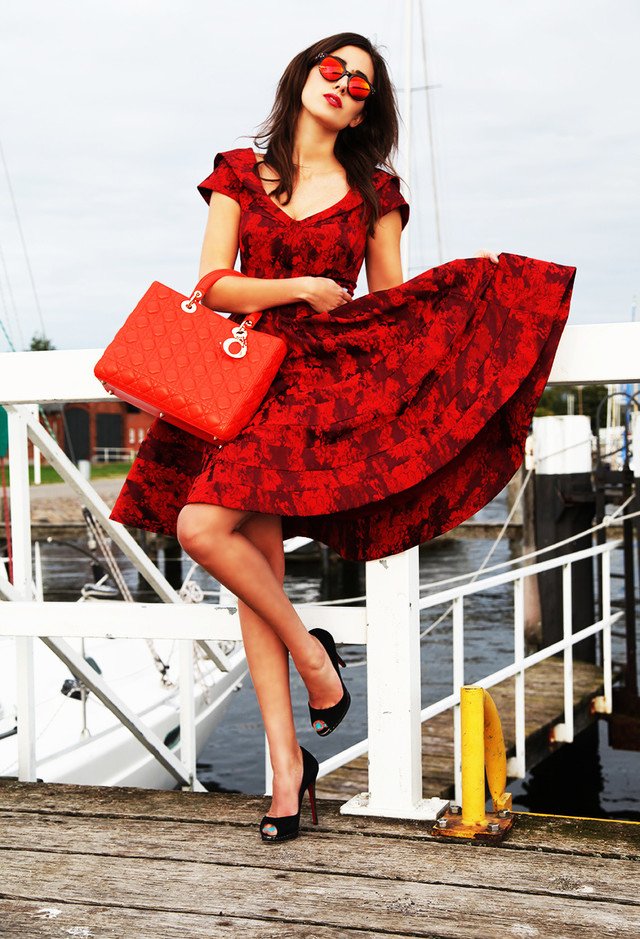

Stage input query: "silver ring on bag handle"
[
  {"left": 182, "top": 268, "right": 246, "bottom": 313},
  {"left": 180, "top": 289, "right": 204, "bottom": 314},
  {"left": 181, "top": 269, "right": 263, "bottom": 358}
]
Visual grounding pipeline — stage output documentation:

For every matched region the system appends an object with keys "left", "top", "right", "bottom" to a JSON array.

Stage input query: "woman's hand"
[
  {"left": 299, "top": 276, "right": 353, "bottom": 313},
  {"left": 474, "top": 248, "right": 500, "bottom": 263}
]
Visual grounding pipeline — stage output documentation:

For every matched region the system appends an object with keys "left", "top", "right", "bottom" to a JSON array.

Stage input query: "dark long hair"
[{"left": 242, "top": 33, "right": 407, "bottom": 238}]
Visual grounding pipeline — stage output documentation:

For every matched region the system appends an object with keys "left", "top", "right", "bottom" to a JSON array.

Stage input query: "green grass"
[{"left": 0, "top": 461, "right": 132, "bottom": 486}]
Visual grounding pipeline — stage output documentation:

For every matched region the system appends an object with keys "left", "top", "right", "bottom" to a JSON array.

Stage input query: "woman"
[{"left": 109, "top": 32, "right": 576, "bottom": 842}]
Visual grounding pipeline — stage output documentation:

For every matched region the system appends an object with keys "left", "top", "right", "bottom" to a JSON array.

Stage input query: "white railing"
[
  {"left": 93, "top": 447, "right": 136, "bottom": 463},
  {"left": 0, "top": 332, "right": 636, "bottom": 820},
  {"left": 297, "top": 536, "right": 622, "bottom": 814},
  {"left": 422, "top": 539, "right": 619, "bottom": 804}
]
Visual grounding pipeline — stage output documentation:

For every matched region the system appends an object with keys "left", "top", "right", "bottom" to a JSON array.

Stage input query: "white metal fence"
[
  {"left": 93, "top": 447, "right": 137, "bottom": 463},
  {"left": 0, "top": 333, "right": 636, "bottom": 820}
]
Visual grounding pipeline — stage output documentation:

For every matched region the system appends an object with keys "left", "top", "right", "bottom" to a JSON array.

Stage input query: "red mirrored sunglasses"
[{"left": 313, "top": 52, "right": 376, "bottom": 101}]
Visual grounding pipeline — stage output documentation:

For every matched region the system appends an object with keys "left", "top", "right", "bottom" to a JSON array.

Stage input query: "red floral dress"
[{"left": 109, "top": 146, "right": 576, "bottom": 562}]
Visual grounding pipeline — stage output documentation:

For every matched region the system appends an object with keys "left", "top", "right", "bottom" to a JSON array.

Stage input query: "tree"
[{"left": 29, "top": 332, "right": 56, "bottom": 351}]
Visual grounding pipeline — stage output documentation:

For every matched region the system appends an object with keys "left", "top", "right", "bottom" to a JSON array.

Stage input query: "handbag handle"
[{"left": 181, "top": 267, "right": 262, "bottom": 328}]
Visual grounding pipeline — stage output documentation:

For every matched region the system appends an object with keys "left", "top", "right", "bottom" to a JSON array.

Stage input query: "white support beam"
[
  {"left": 512, "top": 577, "right": 526, "bottom": 779},
  {"left": 0, "top": 324, "right": 639, "bottom": 407},
  {"left": 0, "top": 349, "right": 110, "bottom": 403},
  {"left": 7, "top": 406, "right": 37, "bottom": 781},
  {"left": 547, "top": 322, "right": 640, "bottom": 386},
  {"left": 562, "top": 562, "right": 575, "bottom": 743},
  {"left": 0, "top": 571, "right": 22, "bottom": 601},
  {"left": 179, "top": 639, "right": 197, "bottom": 788},
  {"left": 452, "top": 596, "right": 464, "bottom": 806},
  {"left": 0, "top": 600, "right": 367, "bottom": 641},
  {"left": 341, "top": 547, "right": 448, "bottom": 821}
]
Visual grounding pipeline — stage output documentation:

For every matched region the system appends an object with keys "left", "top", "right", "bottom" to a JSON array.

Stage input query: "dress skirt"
[{"left": 109, "top": 251, "right": 576, "bottom": 561}]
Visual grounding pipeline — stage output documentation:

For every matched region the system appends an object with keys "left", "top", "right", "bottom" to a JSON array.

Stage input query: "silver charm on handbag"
[
  {"left": 180, "top": 289, "right": 203, "bottom": 314},
  {"left": 222, "top": 320, "right": 254, "bottom": 359},
  {"left": 181, "top": 286, "right": 254, "bottom": 358}
]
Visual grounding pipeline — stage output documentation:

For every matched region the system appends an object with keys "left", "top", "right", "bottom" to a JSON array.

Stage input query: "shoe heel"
[{"left": 307, "top": 782, "right": 319, "bottom": 825}]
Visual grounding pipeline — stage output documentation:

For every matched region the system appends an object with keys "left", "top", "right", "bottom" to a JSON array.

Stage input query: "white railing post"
[
  {"left": 540, "top": 559, "right": 580, "bottom": 746},
  {"left": 602, "top": 549, "right": 613, "bottom": 713},
  {"left": 512, "top": 575, "right": 526, "bottom": 778},
  {"left": 452, "top": 596, "right": 464, "bottom": 805},
  {"left": 178, "top": 640, "right": 197, "bottom": 789},
  {"left": 7, "top": 405, "right": 37, "bottom": 781},
  {"left": 341, "top": 546, "right": 448, "bottom": 821},
  {"left": 559, "top": 561, "right": 575, "bottom": 742},
  {"left": 27, "top": 404, "right": 41, "bottom": 485}
]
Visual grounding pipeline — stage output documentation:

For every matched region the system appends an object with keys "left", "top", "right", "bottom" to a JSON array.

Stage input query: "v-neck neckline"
[{"left": 247, "top": 148, "right": 356, "bottom": 224}]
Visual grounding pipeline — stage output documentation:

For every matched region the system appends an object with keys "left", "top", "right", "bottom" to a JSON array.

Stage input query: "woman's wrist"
[{"left": 293, "top": 276, "right": 313, "bottom": 303}]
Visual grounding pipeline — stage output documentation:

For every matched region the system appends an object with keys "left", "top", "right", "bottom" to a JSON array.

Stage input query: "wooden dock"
[
  {"left": 316, "top": 657, "right": 619, "bottom": 802},
  {"left": 1, "top": 777, "right": 639, "bottom": 937}
]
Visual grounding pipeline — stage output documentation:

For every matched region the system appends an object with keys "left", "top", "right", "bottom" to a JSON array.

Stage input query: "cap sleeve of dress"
[
  {"left": 197, "top": 151, "right": 242, "bottom": 205},
  {"left": 375, "top": 171, "right": 410, "bottom": 230}
]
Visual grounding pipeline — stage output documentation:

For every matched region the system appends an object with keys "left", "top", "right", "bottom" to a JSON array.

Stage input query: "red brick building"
[{"left": 39, "top": 401, "right": 154, "bottom": 464}]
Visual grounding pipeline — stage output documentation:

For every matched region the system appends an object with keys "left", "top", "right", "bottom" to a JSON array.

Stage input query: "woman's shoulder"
[
  {"left": 197, "top": 148, "right": 254, "bottom": 205},
  {"left": 370, "top": 165, "right": 410, "bottom": 229},
  {"left": 213, "top": 146, "right": 255, "bottom": 169},
  {"left": 217, "top": 147, "right": 273, "bottom": 186}
]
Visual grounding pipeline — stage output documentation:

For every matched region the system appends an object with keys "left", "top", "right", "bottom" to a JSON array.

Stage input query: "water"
[{"left": 35, "top": 488, "right": 640, "bottom": 820}]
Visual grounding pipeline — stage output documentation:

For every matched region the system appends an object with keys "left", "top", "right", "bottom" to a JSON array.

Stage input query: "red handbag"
[{"left": 94, "top": 268, "right": 287, "bottom": 446}]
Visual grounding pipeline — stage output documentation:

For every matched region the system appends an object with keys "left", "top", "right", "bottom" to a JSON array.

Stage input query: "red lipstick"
[{"left": 324, "top": 93, "right": 342, "bottom": 109}]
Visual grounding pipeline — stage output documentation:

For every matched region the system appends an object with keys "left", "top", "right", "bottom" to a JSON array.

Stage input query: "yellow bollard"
[
  {"left": 433, "top": 685, "right": 514, "bottom": 840},
  {"left": 460, "top": 686, "right": 486, "bottom": 826},
  {"left": 483, "top": 689, "right": 512, "bottom": 814}
]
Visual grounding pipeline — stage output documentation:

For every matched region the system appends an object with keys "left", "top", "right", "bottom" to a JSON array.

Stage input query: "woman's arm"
[
  {"left": 364, "top": 208, "right": 404, "bottom": 292},
  {"left": 198, "top": 192, "right": 309, "bottom": 314}
]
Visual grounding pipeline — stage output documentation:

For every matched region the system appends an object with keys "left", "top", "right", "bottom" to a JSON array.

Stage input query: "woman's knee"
[
  {"left": 238, "top": 513, "right": 285, "bottom": 583},
  {"left": 176, "top": 503, "right": 255, "bottom": 557}
]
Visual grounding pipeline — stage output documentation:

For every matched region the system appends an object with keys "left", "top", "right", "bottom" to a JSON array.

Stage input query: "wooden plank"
[
  {"left": 2, "top": 848, "right": 638, "bottom": 939},
  {"left": 0, "top": 899, "right": 387, "bottom": 939},
  {"left": 1, "top": 810, "right": 639, "bottom": 905},
  {"left": 1, "top": 782, "right": 639, "bottom": 860}
]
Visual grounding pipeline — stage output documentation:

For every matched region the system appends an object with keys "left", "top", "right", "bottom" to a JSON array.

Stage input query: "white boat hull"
[{"left": 0, "top": 635, "right": 249, "bottom": 789}]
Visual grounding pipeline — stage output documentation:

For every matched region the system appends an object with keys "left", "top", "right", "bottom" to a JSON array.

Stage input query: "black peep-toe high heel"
[
  {"left": 259, "top": 745, "right": 319, "bottom": 843},
  {"left": 307, "top": 627, "right": 351, "bottom": 736}
]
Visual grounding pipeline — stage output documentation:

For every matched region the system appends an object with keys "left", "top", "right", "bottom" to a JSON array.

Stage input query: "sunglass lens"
[
  {"left": 318, "top": 56, "right": 345, "bottom": 81},
  {"left": 348, "top": 76, "right": 371, "bottom": 100}
]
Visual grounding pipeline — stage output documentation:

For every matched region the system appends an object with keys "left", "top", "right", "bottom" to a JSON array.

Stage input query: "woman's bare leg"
[
  {"left": 176, "top": 502, "right": 342, "bottom": 819},
  {"left": 176, "top": 503, "right": 342, "bottom": 707},
  {"left": 233, "top": 512, "right": 303, "bottom": 822}
]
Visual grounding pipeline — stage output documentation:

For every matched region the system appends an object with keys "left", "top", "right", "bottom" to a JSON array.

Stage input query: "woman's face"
[{"left": 301, "top": 45, "right": 374, "bottom": 131}]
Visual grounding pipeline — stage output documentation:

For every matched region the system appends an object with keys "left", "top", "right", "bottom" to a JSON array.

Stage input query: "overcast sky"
[{"left": 1, "top": 1, "right": 638, "bottom": 352}]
